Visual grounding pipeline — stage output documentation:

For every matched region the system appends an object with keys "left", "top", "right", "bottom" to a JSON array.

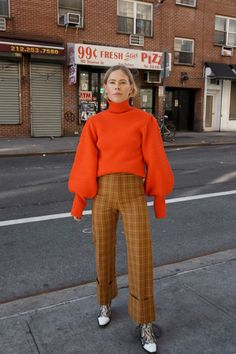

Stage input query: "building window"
[
  {"left": 58, "top": 0, "right": 83, "bottom": 26},
  {"left": 117, "top": 0, "right": 153, "bottom": 37},
  {"left": 0, "top": 0, "right": 9, "bottom": 17},
  {"left": 215, "top": 16, "right": 236, "bottom": 47},
  {"left": 229, "top": 82, "right": 236, "bottom": 120},
  {"left": 176, "top": 0, "right": 196, "bottom": 7},
  {"left": 174, "top": 38, "right": 194, "bottom": 65}
]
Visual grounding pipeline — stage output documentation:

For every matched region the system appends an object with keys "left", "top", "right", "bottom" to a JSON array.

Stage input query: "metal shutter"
[
  {"left": 31, "top": 63, "right": 63, "bottom": 137},
  {"left": 0, "top": 60, "right": 20, "bottom": 124}
]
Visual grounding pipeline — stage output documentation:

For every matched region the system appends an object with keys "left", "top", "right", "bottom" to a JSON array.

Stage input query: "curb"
[
  {"left": 0, "top": 150, "right": 76, "bottom": 158},
  {"left": 1, "top": 248, "right": 235, "bottom": 321},
  {"left": 0, "top": 141, "right": 236, "bottom": 158}
]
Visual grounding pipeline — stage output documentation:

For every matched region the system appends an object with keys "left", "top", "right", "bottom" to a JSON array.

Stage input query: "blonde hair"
[{"left": 103, "top": 65, "right": 138, "bottom": 98}]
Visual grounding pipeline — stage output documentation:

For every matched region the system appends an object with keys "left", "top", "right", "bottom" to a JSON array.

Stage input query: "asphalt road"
[{"left": 0, "top": 145, "right": 236, "bottom": 303}]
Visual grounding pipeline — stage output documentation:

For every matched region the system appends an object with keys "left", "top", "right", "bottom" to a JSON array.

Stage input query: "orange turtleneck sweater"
[{"left": 68, "top": 100, "right": 174, "bottom": 219}]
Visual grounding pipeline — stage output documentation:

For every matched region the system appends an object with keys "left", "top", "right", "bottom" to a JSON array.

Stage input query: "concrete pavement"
[
  {"left": 0, "top": 249, "right": 235, "bottom": 354},
  {"left": 0, "top": 131, "right": 236, "bottom": 157}
]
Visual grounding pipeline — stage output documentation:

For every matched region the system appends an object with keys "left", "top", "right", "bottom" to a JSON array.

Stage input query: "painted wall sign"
[{"left": 68, "top": 64, "right": 77, "bottom": 85}]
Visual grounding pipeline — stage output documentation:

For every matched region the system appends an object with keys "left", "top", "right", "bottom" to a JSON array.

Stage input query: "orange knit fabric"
[{"left": 68, "top": 100, "right": 174, "bottom": 219}]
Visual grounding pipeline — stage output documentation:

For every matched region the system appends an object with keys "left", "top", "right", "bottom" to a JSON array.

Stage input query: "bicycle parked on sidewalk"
[{"left": 155, "top": 114, "right": 176, "bottom": 142}]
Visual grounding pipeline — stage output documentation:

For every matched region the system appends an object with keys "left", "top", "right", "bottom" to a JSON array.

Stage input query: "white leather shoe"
[
  {"left": 97, "top": 304, "right": 111, "bottom": 327},
  {"left": 140, "top": 323, "right": 157, "bottom": 353}
]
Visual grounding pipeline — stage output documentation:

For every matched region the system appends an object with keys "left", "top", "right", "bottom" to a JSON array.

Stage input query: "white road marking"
[
  {"left": 0, "top": 190, "right": 236, "bottom": 227},
  {"left": 147, "top": 189, "right": 236, "bottom": 206},
  {"left": 209, "top": 171, "right": 236, "bottom": 184}
]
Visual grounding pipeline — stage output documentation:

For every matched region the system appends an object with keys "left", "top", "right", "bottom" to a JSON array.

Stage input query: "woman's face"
[{"left": 104, "top": 69, "right": 133, "bottom": 103}]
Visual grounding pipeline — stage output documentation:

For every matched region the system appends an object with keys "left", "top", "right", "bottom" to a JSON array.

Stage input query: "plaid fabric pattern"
[{"left": 92, "top": 173, "right": 156, "bottom": 324}]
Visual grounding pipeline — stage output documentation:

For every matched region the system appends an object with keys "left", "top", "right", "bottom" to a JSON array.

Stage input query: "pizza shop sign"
[{"left": 68, "top": 43, "right": 168, "bottom": 71}]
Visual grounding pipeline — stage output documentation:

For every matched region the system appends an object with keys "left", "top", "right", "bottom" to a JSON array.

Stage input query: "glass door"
[
  {"left": 79, "top": 70, "right": 108, "bottom": 123},
  {"left": 140, "top": 88, "right": 154, "bottom": 113}
]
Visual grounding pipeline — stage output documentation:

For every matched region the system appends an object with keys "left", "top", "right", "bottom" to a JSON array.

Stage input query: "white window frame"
[
  {"left": 176, "top": 0, "right": 196, "bottom": 7},
  {"left": 215, "top": 15, "right": 236, "bottom": 47},
  {"left": 117, "top": 0, "right": 153, "bottom": 37},
  {"left": 0, "top": 0, "right": 10, "bottom": 17},
  {"left": 57, "top": 0, "right": 84, "bottom": 27},
  {"left": 174, "top": 37, "right": 194, "bottom": 65}
]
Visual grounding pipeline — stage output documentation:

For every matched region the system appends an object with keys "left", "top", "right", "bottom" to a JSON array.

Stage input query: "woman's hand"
[{"left": 73, "top": 216, "right": 81, "bottom": 222}]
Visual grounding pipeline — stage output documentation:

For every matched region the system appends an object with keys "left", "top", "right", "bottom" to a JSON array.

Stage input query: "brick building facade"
[{"left": 0, "top": 0, "right": 236, "bottom": 137}]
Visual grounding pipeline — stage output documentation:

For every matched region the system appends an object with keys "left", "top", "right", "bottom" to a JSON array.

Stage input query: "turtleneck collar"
[{"left": 107, "top": 99, "right": 132, "bottom": 113}]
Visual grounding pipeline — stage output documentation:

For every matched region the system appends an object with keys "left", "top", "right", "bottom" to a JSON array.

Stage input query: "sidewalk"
[
  {"left": 0, "top": 249, "right": 235, "bottom": 354},
  {"left": 0, "top": 131, "right": 236, "bottom": 157}
]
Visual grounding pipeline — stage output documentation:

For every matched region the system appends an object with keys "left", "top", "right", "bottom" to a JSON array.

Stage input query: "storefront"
[
  {"left": 67, "top": 43, "right": 170, "bottom": 122},
  {"left": 204, "top": 62, "right": 236, "bottom": 131},
  {"left": 0, "top": 39, "right": 65, "bottom": 137}
]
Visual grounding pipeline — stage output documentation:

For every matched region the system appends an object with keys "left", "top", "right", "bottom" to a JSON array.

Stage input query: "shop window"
[
  {"left": 176, "top": 0, "right": 196, "bottom": 7},
  {"left": 174, "top": 38, "right": 194, "bottom": 65},
  {"left": 0, "top": 0, "right": 9, "bottom": 17},
  {"left": 117, "top": 0, "right": 153, "bottom": 37},
  {"left": 215, "top": 16, "right": 236, "bottom": 47},
  {"left": 229, "top": 82, "right": 236, "bottom": 120},
  {"left": 58, "top": 0, "right": 83, "bottom": 27}
]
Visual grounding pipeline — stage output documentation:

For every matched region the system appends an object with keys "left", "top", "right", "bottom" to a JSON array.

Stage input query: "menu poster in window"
[{"left": 80, "top": 102, "right": 97, "bottom": 122}]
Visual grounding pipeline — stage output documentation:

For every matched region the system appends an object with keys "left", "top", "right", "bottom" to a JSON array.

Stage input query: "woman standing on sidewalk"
[{"left": 68, "top": 65, "right": 174, "bottom": 353}]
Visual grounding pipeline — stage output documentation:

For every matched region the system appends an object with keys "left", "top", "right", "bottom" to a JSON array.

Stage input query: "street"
[{"left": 0, "top": 145, "right": 236, "bottom": 303}]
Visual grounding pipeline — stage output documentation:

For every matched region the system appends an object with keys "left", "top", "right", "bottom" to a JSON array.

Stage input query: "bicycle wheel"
[{"left": 162, "top": 122, "right": 176, "bottom": 142}]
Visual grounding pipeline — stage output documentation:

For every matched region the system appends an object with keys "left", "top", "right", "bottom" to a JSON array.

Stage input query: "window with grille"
[
  {"left": 174, "top": 38, "right": 194, "bottom": 65},
  {"left": 0, "top": 0, "right": 9, "bottom": 17},
  {"left": 58, "top": 0, "right": 83, "bottom": 26},
  {"left": 176, "top": 0, "right": 196, "bottom": 7},
  {"left": 215, "top": 16, "right": 236, "bottom": 47},
  {"left": 117, "top": 0, "right": 153, "bottom": 37}
]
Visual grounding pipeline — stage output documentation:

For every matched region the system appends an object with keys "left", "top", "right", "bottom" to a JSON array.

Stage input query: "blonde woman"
[{"left": 68, "top": 65, "right": 174, "bottom": 353}]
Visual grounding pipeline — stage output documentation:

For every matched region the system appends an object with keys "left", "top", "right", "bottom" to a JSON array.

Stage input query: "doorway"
[
  {"left": 205, "top": 91, "right": 221, "bottom": 131},
  {"left": 165, "top": 88, "right": 195, "bottom": 131},
  {"left": 79, "top": 68, "right": 107, "bottom": 122},
  {"left": 140, "top": 88, "right": 155, "bottom": 114}
]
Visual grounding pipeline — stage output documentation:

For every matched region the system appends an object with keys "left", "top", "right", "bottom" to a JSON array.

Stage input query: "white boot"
[
  {"left": 97, "top": 304, "right": 111, "bottom": 327},
  {"left": 140, "top": 323, "right": 157, "bottom": 353}
]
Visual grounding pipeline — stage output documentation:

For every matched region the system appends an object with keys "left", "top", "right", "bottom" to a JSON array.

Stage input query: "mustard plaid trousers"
[{"left": 92, "top": 173, "right": 156, "bottom": 324}]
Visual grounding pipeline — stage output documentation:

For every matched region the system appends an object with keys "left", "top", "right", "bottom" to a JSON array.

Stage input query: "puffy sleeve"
[
  {"left": 68, "top": 118, "right": 98, "bottom": 218},
  {"left": 142, "top": 115, "right": 174, "bottom": 219}
]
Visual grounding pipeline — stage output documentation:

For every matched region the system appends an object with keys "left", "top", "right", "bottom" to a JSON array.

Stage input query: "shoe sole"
[{"left": 141, "top": 344, "right": 157, "bottom": 354}]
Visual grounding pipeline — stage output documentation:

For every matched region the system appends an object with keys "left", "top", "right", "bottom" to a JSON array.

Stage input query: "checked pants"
[{"left": 92, "top": 173, "right": 156, "bottom": 324}]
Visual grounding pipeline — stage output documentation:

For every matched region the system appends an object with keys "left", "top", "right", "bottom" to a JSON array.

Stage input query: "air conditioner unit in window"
[
  {"left": 129, "top": 34, "right": 144, "bottom": 46},
  {"left": 144, "top": 71, "right": 161, "bottom": 83},
  {"left": 63, "top": 13, "right": 81, "bottom": 26},
  {"left": 221, "top": 46, "right": 233, "bottom": 57},
  {"left": 0, "top": 17, "right": 6, "bottom": 31}
]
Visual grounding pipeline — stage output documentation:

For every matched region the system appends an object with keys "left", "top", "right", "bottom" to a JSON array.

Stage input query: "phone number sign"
[
  {"left": 0, "top": 42, "right": 65, "bottom": 56},
  {"left": 71, "top": 43, "right": 166, "bottom": 71}
]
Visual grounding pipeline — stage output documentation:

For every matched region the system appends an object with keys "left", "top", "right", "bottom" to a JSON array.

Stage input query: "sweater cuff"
[
  {"left": 71, "top": 194, "right": 86, "bottom": 219},
  {"left": 154, "top": 196, "right": 166, "bottom": 218}
]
